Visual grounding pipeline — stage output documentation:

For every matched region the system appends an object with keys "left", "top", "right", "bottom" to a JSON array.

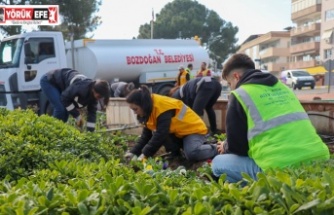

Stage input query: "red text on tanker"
[{"left": 126, "top": 54, "right": 194, "bottom": 65}]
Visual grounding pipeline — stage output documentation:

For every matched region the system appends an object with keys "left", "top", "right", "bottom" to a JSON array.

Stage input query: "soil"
[
  {"left": 126, "top": 140, "right": 214, "bottom": 171},
  {"left": 126, "top": 133, "right": 334, "bottom": 172}
]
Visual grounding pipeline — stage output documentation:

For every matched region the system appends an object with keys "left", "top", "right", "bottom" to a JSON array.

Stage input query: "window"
[
  {"left": 325, "top": 9, "right": 334, "bottom": 21},
  {"left": 24, "top": 38, "right": 55, "bottom": 64},
  {"left": 0, "top": 38, "right": 24, "bottom": 68},
  {"left": 324, "top": 49, "right": 332, "bottom": 59}
]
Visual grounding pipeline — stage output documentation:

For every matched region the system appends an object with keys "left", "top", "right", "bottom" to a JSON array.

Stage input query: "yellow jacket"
[
  {"left": 178, "top": 70, "right": 190, "bottom": 86},
  {"left": 146, "top": 94, "right": 207, "bottom": 138}
]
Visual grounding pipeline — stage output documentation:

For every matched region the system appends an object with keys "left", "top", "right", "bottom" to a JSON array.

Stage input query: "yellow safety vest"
[
  {"left": 232, "top": 82, "right": 329, "bottom": 170},
  {"left": 178, "top": 70, "right": 189, "bottom": 86},
  {"left": 146, "top": 94, "right": 207, "bottom": 138},
  {"left": 197, "top": 69, "right": 210, "bottom": 77}
]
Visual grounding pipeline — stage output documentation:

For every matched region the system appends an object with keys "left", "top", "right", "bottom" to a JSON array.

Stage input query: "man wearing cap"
[
  {"left": 176, "top": 65, "right": 190, "bottom": 86},
  {"left": 40, "top": 68, "right": 111, "bottom": 132}
]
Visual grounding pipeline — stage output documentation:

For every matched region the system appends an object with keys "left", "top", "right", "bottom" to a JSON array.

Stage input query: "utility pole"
[
  {"left": 151, "top": 9, "right": 154, "bottom": 39},
  {"left": 329, "top": 29, "right": 333, "bottom": 93}
]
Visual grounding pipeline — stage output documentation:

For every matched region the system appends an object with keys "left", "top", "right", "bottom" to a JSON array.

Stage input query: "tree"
[
  {"left": 137, "top": 0, "right": 238, "bottom": 68},
  {"left": 0, "top": 0, "right": 102, "bottom": 40},
  {"left": 0, "top": 0, "right": 24, "bottom": 36},
  {"left": 34, "top": 0, "right": 102, "bottom": 40}
]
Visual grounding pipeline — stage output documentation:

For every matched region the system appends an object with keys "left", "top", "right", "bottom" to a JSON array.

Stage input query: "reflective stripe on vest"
[
  {"left": 177, "top": 104, "right": 187, "bottom": 120},
  {"left": 70, "top": 74, "right": 87, "bottom": 85},
  {"left": 179, "top": 85, "right": 184, "bottom": 98},
  {"left": 235, "top": 87, "right": 309, "bottom": 140}
]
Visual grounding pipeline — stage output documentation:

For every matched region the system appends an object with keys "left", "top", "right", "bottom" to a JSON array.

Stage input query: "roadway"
[
  {"left": 220, "top": 85, "right": 334, "bottom": 101},
  {"left": 293, "top": 85, "right": 334, "bottom": 101}
]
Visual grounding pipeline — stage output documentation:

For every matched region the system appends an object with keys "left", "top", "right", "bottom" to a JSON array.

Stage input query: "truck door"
[{"left": 18, "top": 37, "right": 60, "bottom": 91}]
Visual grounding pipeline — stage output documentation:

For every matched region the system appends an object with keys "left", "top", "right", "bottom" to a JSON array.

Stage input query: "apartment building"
[
  {"left": 290, "top": 0, "right": 324, "bottom": 73},
  {"left": 237, "top": 31, "right": 290, "bottom": 75},
  {"left": 321, "top": 0, "right": 334, "bottom": 62}
]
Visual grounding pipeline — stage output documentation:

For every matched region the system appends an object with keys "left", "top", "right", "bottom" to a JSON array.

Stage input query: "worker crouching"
[{"left": 124, "top": 85, "right": 218, "bottom": 162}]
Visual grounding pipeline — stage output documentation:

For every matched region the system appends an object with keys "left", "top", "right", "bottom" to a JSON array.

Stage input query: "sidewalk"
[{"left": 296, "top": 92, "right": 334, "bottom": 101}]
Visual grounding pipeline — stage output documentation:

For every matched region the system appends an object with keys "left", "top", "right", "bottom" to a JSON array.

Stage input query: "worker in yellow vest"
[
  {"left": 124, "top": 85, "right": 218, "bottom": 162},
  {"left": 211, "top": 53, "right": 329, "bottom": 184},
  {"left": 185, "top": 63, "right": 194, "bottom": 79},
  {"left": 176, "top": 65, "right": 190, "bottom": 86},
  {"left": 196, "top": 62, "right": 211, "bottom": 77}
]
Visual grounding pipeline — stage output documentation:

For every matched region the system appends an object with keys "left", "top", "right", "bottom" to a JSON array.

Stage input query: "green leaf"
[
  {"left": 194, "top": 202, "right": 205, "bottom": 215},
  {"left": 78, "top": 202, "right": 89, "bottom": 215},
  {"left": 293, "top": 199, "right": 320, "bottom": 214},
  {"left": 46, "top": 187, "right": 54, "bottom": 201}
]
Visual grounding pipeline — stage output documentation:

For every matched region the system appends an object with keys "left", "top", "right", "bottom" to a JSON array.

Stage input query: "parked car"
[{"left": 280, "top": 70, "right": 315, "bottom": 90}]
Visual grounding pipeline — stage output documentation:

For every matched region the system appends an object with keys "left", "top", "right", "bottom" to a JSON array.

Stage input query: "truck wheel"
[
  {"left": 311, "top": 85, "right": 315, "bottom": 90},
  {"left": 157, "top": 85, "right": 173, "bottom": 96},
  {"left": 298, "top": 87, "right": 302, "bottom": 90},
  {"left": 45, "top": 103, "right": 54, "bottom": 116}
]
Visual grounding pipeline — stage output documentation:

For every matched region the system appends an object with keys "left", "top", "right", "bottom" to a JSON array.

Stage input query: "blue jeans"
[
  {"left": 40, "top": 75, "right": 69, "bottom": 122},
  {"left": 211, "top": 154, "right": 262, "bottom": 183},
  {"left": 183, "top": 134, "right": 218, "bottom": 161}
]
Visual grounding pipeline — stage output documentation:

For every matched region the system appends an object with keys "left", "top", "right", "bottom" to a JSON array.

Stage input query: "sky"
[{"left": 93, "top": 0, "right": 293, "bottom": 45}]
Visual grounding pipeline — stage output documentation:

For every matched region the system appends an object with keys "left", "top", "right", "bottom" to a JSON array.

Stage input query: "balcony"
[
  {"left": 292, "top": 4, "right": 321, "bottom": 21},
  {"left": 289, "top": 60, "right": 320, "bottom": 69},
  {"left": 290, "top": 41, "right": 320, "bottom": 54},
  {"left": 259, "top": 47, "right": 290, "bottom": 59},
  {"left": 265, "top": 62, "right": 289, "bottom": 72},
  {"left": 290, "top": 23, "right": 321, "bottom": 37}
]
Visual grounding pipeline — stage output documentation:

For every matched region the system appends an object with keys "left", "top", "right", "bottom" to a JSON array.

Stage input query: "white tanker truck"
[{"left": 0, "top": 31, "right": 209, "bottom": 114}]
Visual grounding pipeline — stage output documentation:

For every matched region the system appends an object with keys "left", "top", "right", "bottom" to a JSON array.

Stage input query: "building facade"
[
  {"left": 290, "top": 0, "right": 322, "bottom": 70},
  {"left": 237, "top": 31, "right": 291, "bottom": 75},
  {"left": 320, "top": 0, "right": 334, "bottom": 62}
]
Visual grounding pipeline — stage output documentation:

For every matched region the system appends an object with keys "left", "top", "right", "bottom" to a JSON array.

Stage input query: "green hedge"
[
  {"left": 0, "top": 108, "right": 333, "bottom": 214},
  {"left": 0, "top": 109, "right": 126, "bottom": 180}
]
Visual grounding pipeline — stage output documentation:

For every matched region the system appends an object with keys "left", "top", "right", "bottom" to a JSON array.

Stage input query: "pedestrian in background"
[
  {"left": 185, "top": 63, "right": 193, "bottom": 78},
  {"left": 110, "top": 81, "right": 135, "bottom": 97},
  {"left": 196, "top": 62, "right": 211, "bottom": 77},
  {"left": 175, "top": 65, "right": 190, "bottom": 86},
  {"left": 40, "top": 68, "right": 110, "bottom": 132}
]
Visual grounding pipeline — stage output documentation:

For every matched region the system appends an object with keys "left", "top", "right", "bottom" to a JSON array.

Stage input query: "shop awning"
[
  {"left": 305, "top": 66, "right": 327, "bottom": 75},
  {"left": 322, "top": 30, "right": 333, "bottom": 42}
]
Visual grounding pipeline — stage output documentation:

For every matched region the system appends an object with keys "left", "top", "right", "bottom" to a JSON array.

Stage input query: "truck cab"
[{"left": 0, "top": 31, "right": 67, "bottom": 112}]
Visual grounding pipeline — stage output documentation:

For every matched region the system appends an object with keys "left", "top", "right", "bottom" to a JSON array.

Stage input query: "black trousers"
[{"left": 192, "top": 81, "right": 222, "bottom": 132}]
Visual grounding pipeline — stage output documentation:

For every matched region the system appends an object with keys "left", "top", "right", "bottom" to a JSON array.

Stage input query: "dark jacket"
[
  {"left": 173, "top": 77, "right": 221, "bottom": 107},
  {"left": 225, "top": 69, "right": 278, "bottom": 156},
  {"left": 110, "top": 82, "right": 127, "bottom": 97},
  {"left": 130, "top": 110, "right": 175, "bottom": 157},
  {"left": 47, "top": 68, "right": 97, "bottom": 131}
]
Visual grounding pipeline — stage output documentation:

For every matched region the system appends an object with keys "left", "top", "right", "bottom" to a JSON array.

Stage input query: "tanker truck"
[{"left": 0, "top": 31, "right": 209, "bottom": 114}]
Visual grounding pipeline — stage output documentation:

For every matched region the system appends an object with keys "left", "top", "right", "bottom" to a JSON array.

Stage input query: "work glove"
[
  {"left": 75, "top": 115, "right": 84, "bottom": 128},
  {"left": 137, "top": 154, "right": 147, "bottom": 162},
  {"left": 124, "top": 151, "right": 135, "bottom": 162}
]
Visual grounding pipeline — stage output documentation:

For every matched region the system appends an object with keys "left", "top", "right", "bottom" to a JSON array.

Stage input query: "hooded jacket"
[
  {"left": 47, "top": 68, "right": 97, "bottom": 131},
  {"left": 225, "top": 69, "right": 278, "bottom": 155},
  {"left": 173, "top": 77, "right": 221, "bottom": 107}
]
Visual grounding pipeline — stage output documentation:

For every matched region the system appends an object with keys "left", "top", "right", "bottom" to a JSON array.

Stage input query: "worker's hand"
[
  {"left": 124, "top": 151, "right": 135, "bottom": 162},
  {"left": 217, "top": 141, "right": 225, "bottom": 154},
  {"left": 137, "top": 154, "right": 147, "bottom": 162},
  {"left": 75, "top": 115, "right": 84, "bottom": 128}
]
